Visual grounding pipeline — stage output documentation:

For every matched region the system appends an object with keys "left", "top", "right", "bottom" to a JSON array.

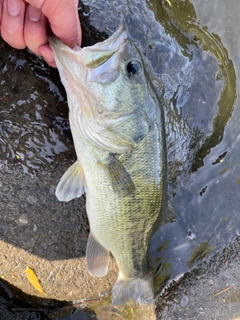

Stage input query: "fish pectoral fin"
[
  {"left": 55, "top": 161, "right": 85, "bottom": 202},
  {"left": 106, "top": 153, "right": 135, "bottom": 195},
  {"left": 86, "top": 233, "right": 110, "bottom": 277}
]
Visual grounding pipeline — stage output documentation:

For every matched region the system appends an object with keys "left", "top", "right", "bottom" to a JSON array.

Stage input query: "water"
[
  {"left": 0, "top": 0, "right": 240, "bottom": 319},
  {"left": 150, "top": 0, "right": 240, "bottom": 286},
  {"left": 0, "top": 47, "right": 74, "bottom": 174},
  {"left": 80, "top": 0, "right": 238, "bottom": 291}
]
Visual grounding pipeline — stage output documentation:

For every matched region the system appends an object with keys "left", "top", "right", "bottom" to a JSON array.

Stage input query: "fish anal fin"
[
  {"left": 106, "top": 153, "right": 135, "bottom": 195},
  {"left": 56, "top": 161, "right": 85, "bottom": 202},
  {"left": 86, "top": 233, "right": 110, "bottom": 277}
]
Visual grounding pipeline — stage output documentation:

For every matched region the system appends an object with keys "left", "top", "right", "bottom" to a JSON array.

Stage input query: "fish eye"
[{"left": 126, "top": 60, "right": 142, "bottom": 77}]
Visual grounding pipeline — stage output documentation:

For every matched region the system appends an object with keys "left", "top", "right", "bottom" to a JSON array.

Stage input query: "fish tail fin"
[{"left": 112, "top": 273, "right": 154, "bottom": 305}]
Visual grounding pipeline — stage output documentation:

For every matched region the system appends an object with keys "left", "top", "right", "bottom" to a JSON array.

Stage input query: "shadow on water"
[{"left": 0, "top": 0, "right": 239, "bottom": 319}]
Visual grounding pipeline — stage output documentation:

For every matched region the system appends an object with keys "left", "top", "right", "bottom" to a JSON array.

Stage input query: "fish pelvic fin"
[
  {"left": 86, "top": 233, "right": 110, "bottom": 277},
  {"left": 112, "top": 273, "right": 154, "bottom": 305},
  {"left": 56, "top": 161, "right": 85, "bottom": 202}
]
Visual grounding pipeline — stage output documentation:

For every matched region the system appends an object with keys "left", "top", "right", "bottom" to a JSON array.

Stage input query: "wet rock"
[
  {"left": 188, "top": 231, "right": 196, "bottom": 241},
  {"left": 0, "top": 222, "right": 9, "bottom": 233},
  {"left": 18, "top": 214, "right": 29, "bottom": 225},
  {"left": 26, "top": 195, "right": 37, "bottom": 205},
  {"left": 49, "top": 185, "right": 56, "bottom": 195},
  {"left": 208, "top": 279, "right": 214, "bottom": 286},
  {"left": 180, "top": 295, "right": 189, "bottom": 308},
  {"left": 222, "top": 269, "right": 232, "bottom": 279}
]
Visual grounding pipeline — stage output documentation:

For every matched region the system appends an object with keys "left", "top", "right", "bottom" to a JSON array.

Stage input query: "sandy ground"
[{"left": 0, "top": 166, "right": 118, "bottom": 303}]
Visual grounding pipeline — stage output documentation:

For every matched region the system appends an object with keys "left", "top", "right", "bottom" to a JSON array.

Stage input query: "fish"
[{"left": 49, "top": 24, "right": 171, "bottom": 305}]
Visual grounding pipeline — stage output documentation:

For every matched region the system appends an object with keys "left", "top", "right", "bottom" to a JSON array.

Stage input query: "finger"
[
  {"left": 74, "top": 0, "right": 81, "bottom": 46},
  {"left": 0, "top": 0, "right": 3, "bottom": 28},
  {"left": 1, "top": 0, "right": 26, "bottom": 49},
  {"left": 38, "top": 43, "right": 56, "bottom": 68},
  {"left": 24, "top": 4, "right": 48, "bottom": 56},
  {"left": 25, "top": 0, "right": 81, "bottom": 48}
]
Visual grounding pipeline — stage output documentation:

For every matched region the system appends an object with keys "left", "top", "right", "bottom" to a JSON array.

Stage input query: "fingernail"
[
  {"left": 46, "top": 57, "right": 54, "bottom": 63},
  {"left": 42, "top": 54, "right": 54, "bottom": 63},
  {"left": 28, "top": 5, "right": 42, "bottom": 22},
  {"left": 7, "top": 0, "right": 22, "bottom": 17}
]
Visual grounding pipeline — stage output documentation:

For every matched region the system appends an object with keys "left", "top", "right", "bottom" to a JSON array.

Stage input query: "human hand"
[{"left": 0, "top": 0, "right": 81, "bottom": 67}]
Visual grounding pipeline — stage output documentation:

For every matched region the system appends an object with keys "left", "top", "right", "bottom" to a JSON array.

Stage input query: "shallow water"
[{"left": 0, "top": 45, "right": 74, "bottom": 174}]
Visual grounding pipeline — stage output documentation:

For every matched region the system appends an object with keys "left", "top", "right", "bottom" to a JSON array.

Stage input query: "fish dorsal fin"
[
  {"left": 86, "top": 233, "right": 110, "bottom": 277},
  {"left": 55, "top": 161, "right": 85, "bottom": 202},
  {"left": 104, "top": 153, "right": 135, "bottom": 195}
]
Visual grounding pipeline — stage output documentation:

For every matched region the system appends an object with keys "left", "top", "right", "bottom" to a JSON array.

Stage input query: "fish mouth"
[
  {"left": 48, "top": 24, "right": 127, "bottom": 70},
  {"left": 83, "top": 24, "right": 128, "bottom": 62},
  {"left": 48, "top": 35, "right": 80, "bottom": 61},
  {"left": 48, "top": 25, "right": 127, "bottom": 90}
]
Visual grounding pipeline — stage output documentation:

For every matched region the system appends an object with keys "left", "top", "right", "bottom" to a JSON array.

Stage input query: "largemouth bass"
[{"left": 49, "top": 25, "right": 170, "bottom": 305}]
